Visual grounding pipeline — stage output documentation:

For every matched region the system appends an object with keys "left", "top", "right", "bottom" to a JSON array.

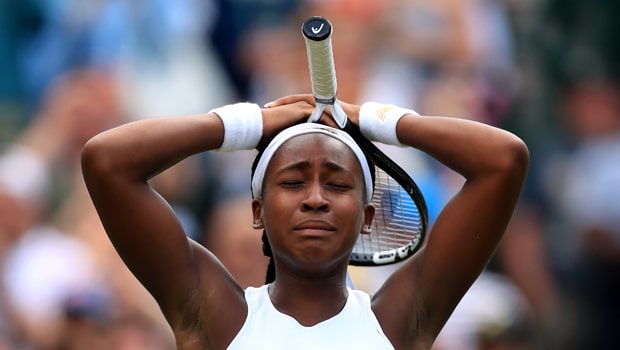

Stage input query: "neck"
[{"left": 268, "top": 272, "right": 349, "bottom": 326}]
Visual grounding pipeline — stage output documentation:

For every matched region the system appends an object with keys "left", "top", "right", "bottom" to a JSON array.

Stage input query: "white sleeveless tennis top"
[{"left": 227, "top": 284, "right": 394, "bottom": 349}]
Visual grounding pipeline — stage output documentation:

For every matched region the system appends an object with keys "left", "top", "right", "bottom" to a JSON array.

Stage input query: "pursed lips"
[{"left": 293, "top": 220, "right": 336, "bottom": 233}]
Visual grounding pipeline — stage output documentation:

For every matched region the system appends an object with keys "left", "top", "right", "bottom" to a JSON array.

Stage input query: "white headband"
[{"left": 251, "top": 123, "right": 373, "bottom": 202}]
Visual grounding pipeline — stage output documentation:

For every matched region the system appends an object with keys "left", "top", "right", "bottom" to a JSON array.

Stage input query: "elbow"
[
  {"left": 81, "top": 133, "right": 116, "bottom": 183},
  {"left": 498, "top": 134, "right": 530, "bottom": 182}
]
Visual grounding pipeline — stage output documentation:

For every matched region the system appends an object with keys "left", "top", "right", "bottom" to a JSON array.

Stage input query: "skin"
[
  {"left": 81, "top": 95, "right": 529, "bottom": 349},
  {"left": 252, "top": 134, "right": 375, "bottom": 327}
]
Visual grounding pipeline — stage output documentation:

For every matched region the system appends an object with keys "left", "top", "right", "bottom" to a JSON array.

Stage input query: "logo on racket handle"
[
  {"left": 302, "top": 16, "right": 332, "bottom": 41},
  {"left": 311, "top": 23, "right": 324, "bottom": 35}
]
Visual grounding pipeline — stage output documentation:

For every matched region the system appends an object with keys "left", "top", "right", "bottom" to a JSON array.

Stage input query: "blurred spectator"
[
  {"left": 0, "top": 68, "right": 175, "bottom": 349},
  {"left": 115, "top": 0, "right": 235, "bottom": 118},
  {"left": 0, "top": 0, "right": 231, "bottom": 128},
  {"left": 433, "top": 272, "right": 542, "bottom": 350},
  {"left": 502, "top": 77, "right": 620, "bottom": 349},
  {"left": 147, "top": 155, "right": 212, "bottom": 242},
  {"left": 371, "top": 0, "right": 472, "bottom": 109},
  {"left": 366, "top": 0, "right": 516, "bottom": 119},
  {"left": 203, "top": 194, "right": 269, "bottom": 288},
  {"left": 57, "top": 290, "right": 172, "bottom": 350},
  {"left": 208, "top": 0, "right": 303, "bottom": 100},
  {"left": 4, "top": 226, "right": 103, "bottom": 348},
  {"left": 0, "top": 0, "right": 42, "bottom": 141},
  {"left": 0, "top": 68, "right": 123, "bottom": 348}
]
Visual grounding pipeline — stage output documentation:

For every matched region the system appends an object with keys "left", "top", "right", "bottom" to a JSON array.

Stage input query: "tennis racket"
[{"left": 302, "top": 16, "right": 428, "bottom": 266}]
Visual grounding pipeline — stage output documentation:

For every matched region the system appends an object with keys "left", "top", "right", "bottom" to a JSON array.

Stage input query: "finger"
[
  {"left": 264, "top": 94, "right": 315, "bottom": 108},
  {"left": 318, "top": 112, "right": 339, "bottom": 128},
  {"left": 264, "top": 95, "right": 311, "bottom": 108}
]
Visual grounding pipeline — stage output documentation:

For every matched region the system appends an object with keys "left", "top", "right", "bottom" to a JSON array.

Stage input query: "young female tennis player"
[{"left": 81, "top": 94, "right": 529, "bottom": 349}]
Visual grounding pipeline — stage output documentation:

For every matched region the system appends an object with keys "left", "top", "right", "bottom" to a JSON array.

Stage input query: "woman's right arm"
[
  {"left": 81, "top": 102, "right": 314, "bottom": 344},
  {"left": 81, "top": 113, "right": 227, "bottom": 319}
]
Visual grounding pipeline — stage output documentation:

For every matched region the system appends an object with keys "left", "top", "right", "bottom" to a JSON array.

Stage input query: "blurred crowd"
[{"left": 0, "top": 0, "right": 618, "bottom": 349}]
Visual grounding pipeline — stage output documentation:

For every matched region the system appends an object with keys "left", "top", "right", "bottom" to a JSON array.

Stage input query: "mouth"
[{"left": 293, "top": 220, "right": 336, "bottom": 235}]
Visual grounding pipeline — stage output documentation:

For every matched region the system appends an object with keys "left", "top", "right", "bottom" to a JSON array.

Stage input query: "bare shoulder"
[
  {"left": 168, "top": 240, "right": 249, "bottom": 349},
  {"left": 369, "top": 253, "right": 435, "bottom": 348}
]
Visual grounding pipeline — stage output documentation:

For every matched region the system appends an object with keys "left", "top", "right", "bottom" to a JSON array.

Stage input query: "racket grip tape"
[{"left": 302, "top": 16, "right": 337, "bottom": 104}]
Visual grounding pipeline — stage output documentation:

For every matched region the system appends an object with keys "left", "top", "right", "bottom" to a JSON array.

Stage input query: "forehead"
[{"left": 268, "top": 133, "right": 360, "bottom": 169}]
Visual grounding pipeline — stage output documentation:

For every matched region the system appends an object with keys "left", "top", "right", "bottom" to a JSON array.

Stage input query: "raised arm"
[
  {"left": 81, "top": 101, "right": 314, "bottom": 345},
  {"left": 81, "top": 113, "right": 228, "bottom": 328},
  {"left": 376, "top": 112, "right": 529, "bottom": 346}
]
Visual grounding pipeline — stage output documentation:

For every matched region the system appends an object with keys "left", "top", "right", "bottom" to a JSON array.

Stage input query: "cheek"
[
  {"left": 334, "top": 198, "right": 366, "bottom": 225},
  {"left": 260, "top": 191, "right": 293, "bottom": 222}
]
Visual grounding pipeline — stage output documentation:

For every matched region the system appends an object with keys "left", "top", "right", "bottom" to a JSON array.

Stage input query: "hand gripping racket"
[{"left": 302, "top": 16, "right": 428, "bottom": 266}]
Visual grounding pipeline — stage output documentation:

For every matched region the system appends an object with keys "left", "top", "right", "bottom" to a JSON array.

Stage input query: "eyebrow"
[{"left": 278, "top": 160, "right": 350, "bottom": 174}]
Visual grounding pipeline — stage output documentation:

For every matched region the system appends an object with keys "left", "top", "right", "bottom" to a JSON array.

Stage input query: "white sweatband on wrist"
[
  {"left": 210, "top": 102, "right": 263, "bottom": 151},
  {"left": 359, "top": 102, "right": 419, "bottom": 146}
]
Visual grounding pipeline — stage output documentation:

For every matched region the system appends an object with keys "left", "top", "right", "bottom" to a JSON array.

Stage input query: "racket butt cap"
[{"left": 302, "top": 16, "right": 332, "bottom": 41}]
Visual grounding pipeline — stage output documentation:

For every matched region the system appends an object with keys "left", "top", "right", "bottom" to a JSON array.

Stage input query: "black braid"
[
  {"left": 252, "top": 146, "right": 277, "bottom": 284},
  {"left": 261, "top": 230, "right": 276, "bottom": 284}
]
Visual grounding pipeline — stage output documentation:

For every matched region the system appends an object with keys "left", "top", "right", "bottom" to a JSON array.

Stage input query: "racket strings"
[
  {"left": 304, "top": 37, "right": 337, "bottom": 101},
  {"left": 353, "top": 167, "right": 423, "bottom": 259}
]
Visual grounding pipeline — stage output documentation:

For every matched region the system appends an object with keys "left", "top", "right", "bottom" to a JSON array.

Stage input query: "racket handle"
[{"left": 302, "top": 16, "right": 337, "bottom": 104}]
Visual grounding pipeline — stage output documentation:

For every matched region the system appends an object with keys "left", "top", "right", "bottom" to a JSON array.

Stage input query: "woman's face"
[{"left": 252, "top": 133, "right": 374, "bottom": 275}]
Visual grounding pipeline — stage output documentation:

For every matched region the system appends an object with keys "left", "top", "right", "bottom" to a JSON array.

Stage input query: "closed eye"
[
  {"left": 326, "top": 182, "right": 353, "bottom": 192},
  {"left": 279, "top": 180, "right": 305, "bottom": 188}
]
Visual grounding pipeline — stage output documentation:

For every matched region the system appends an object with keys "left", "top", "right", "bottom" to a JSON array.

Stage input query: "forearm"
[
  {"left": 81, "top": 96, "right": 314, "bottom": 182},
  {"left": 82, "top": 113, "right": 224, "bottom": 182},
  {"left": 396, "top": 115, "right": 529, "bottom": 181}
]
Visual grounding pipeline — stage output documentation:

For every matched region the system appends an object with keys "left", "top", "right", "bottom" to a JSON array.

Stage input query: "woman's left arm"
[{"left": 374, "top": 113, "right": 529, "bottom": 346}]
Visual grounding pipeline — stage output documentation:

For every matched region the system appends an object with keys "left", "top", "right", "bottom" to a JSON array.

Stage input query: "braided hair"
[{"left": 250, "top": 147, "right": 277, "bottom": 283}]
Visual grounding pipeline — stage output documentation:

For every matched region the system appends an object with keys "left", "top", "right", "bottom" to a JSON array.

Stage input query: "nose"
[{"left": 301, "top": 182, "right": 329, "bottom": 212}]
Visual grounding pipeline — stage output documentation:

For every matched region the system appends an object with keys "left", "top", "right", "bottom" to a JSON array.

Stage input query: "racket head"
[{"left": 347, "top": 128, "right": 428, "bottom": 266}]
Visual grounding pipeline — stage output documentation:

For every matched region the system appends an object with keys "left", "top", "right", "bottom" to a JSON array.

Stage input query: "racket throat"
[{"left": 307, "top": 101, "right": 348, "bottom": 128}]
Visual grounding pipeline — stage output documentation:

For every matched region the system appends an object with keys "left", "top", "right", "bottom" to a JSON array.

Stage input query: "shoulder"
[{"left": 171, "top": 248, "right": 250, "bottom": 349}]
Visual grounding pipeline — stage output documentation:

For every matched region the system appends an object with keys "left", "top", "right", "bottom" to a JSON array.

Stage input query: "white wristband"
[
  {"left": 358, "top": 102, "right": 419, "bottom": 146},
  {"left": 210, "top": 102, "right": 263, "bottom": 151}
]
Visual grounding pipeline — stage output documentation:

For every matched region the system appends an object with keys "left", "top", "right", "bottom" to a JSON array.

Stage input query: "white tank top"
[{"left": 227, "top": 284, "right": 394, "bottom": 349}]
